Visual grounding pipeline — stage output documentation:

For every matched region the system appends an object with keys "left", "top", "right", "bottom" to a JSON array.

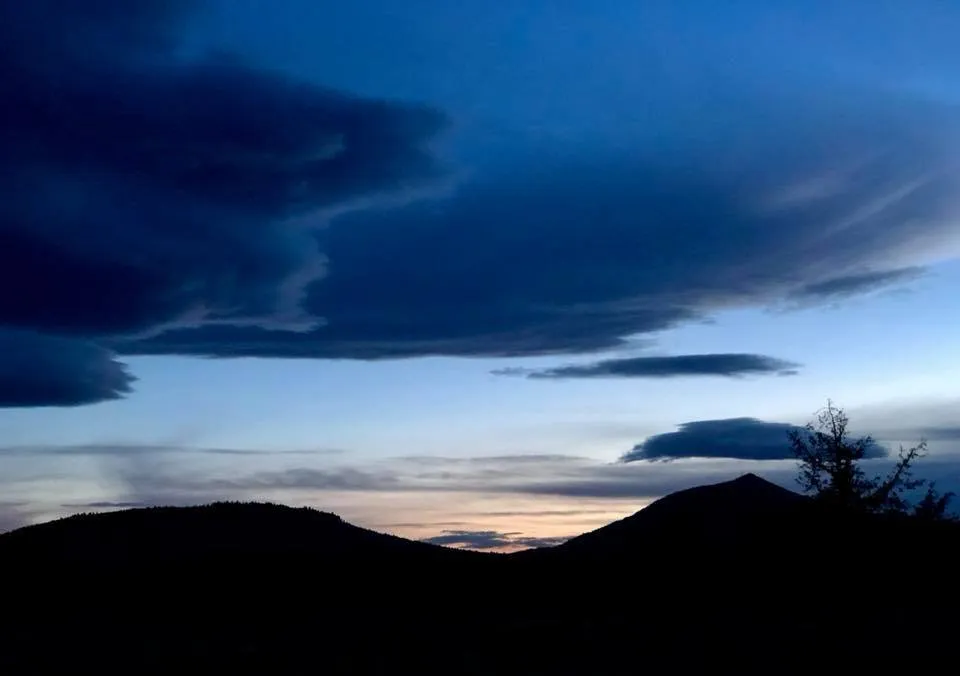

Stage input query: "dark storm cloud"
[
  {"left": 620, "top": 417, "right": 888, "bottom": 462},
  {"left": 422, "top": 530, "right": 568, "bottom": 550},
  {"left": 122, "top": 82, "right": 960, "bottom": 360},
  {"left": 0, "top": 330, "right": 134, "bottom": 407},
  {"left": 7, "top": 3, "right": 960, "bottom": 406},
  {"left": 493, "top": 354, "right": 799, "bottom": 380},
  {"left": 0, "top": 0, "right": 446, "bottom": 405},
  {"left": 7, "top": 5, "right": 960, "bottom": 405}
]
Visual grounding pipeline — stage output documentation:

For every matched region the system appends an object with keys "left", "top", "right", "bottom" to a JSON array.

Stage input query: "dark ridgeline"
[
  {"left": 0, "top": 501, "right": 476, "bottom": 565},
  {"left": 2, "top": 476, "right": 957, "bottom": 674}
]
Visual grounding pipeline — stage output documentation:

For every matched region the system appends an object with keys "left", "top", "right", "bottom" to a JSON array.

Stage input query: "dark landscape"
[{"left": 3, "top": 473, "right": 957, "bottom": 674}]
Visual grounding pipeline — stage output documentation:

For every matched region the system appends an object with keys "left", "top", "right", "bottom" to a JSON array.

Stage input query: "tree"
[{"left": 789, "top": 401, "right": 955, "bottom": 520}]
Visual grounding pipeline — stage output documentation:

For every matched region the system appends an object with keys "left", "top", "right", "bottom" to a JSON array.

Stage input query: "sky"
[{"left": 2, "top": 0, "right": 960, "bottom": 550}]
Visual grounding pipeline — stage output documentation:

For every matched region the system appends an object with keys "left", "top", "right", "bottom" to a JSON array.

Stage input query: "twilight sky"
[{"left": 2, "top": 0, "right": 960, "bottom": 549}]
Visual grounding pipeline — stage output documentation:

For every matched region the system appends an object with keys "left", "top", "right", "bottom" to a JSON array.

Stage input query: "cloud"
[
  {"left": 0, "top": 444, "right": 342, "bottom": 457},
  {"left": 494, "top": 354, "right": 799, "bottom": 379},
  {"left": 0, "top": 502, "right": 31, "bottom": 534},
  {"left": 845, "top": 398, "right": 960, "bottom": 446},
  {"left": 92, "top": 443, "right": 959, "bottom": 508},
  {"left": 620, "top": 417, "right": 888, "bottom": 462},
  {"left": 120, "top": 80, "right": 960, "bottom": 361},
  {"left": 15, "top": 438, "right": 960, "bottom": 531},
  {"left": 3, "top": 4, "right": 960, "bottom": 410},
  {"left": 0, "top": 330, "right": 134, "bottom": 407},
  {"left": 63, "top": 501, "right": 155, "bottom": 510},
  {"left": 872, "top": 426, "right": 960, "bottom": 445},
  {"left": 213, "top": 467, "right": 403, "bottom": 492},
  {"left": 918, "top": 427, "right": 960, "bottom": 442},
  {"left": 5, "top": 3, "right": 960, "bottom": 408},
  {"left": 786, "top": 266, "right": 926, "bottom": 304},
  {"left": 422, "top": 530, "right": 568, "bottom": 550},
  {"left": 453, "top": 509, "right": 614, "bottom": 518},
  {"left": 91, "top": 449, "right": 798, "bottom": 504},
  {"left": 0, "top": 0, "right": 446, "bottom": 406}
]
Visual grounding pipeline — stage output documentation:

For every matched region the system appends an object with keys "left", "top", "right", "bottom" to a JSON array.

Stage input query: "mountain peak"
[
  {"left": 694, "top": 472, "right": 802, "bottom": 505},
  {"left": 727, "top": 472, "right": 783, "bottom": 491},
  {"left": 731, "top": 472, "right": 766, "bottom": 484},
  {"left": 553, "top": 471, "right": 805, "bottom": 556}
]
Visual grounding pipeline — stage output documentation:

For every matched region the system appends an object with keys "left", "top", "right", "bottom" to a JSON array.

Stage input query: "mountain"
[
  {"left": 1, "top": 475, "right": 957, "bottom": 674},
  {"left": 546, "top": 472, "right": 807, "bottom": 556},
  {"left": 0, "top": 474, "right": 809, "bottom": 564},
  {"left": 0, "top": 500, "right": 479, "bottom": 567},
  {"left": 520, "top": 473, "right": 958, "bottom": 567}
]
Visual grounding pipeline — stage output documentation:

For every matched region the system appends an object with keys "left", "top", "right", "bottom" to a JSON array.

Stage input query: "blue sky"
[{"left": 2, "top": 1, "right": 959, "bottom": 548}]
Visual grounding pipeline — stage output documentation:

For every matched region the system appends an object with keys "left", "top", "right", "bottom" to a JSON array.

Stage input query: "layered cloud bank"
[
  {"left": 122, "top": 83, "right": 960, "bottom": 362},
  {"left": 4, "top": 1, "right": 960, "bottom": 405},
  {"left": 0, "top": 0, "right": 445, "bottom": 406}
]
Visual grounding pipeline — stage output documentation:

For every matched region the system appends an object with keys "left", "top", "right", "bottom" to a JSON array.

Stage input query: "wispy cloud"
[
  {"left": 9, "top": 444, "right": 960, "bottom": 537},
  {"left": 422, "top": 530, "right": 568, "bottom": 551},
  {"left": 0, "top": 444, "right": 345, "bottom": 457},
  {"left": 494, "top": 354, "right": 800, "bottom": 380},
  {"left": 786, "top": 266, "right": 926, "bottom": 304},
  {"left": 90, "top": 451, "right": 798, "bottom": 504}
]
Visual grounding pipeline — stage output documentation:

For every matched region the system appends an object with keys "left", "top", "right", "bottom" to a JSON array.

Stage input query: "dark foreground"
[{"left": 2, "top": 475, "right": 957, "bottom": 674}]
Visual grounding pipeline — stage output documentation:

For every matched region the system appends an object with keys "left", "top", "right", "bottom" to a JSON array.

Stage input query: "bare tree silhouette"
[{"left": 790, "top": 401, "right": 955, "bottom": 520}]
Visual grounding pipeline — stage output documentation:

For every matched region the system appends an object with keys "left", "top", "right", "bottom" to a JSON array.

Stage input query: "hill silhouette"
[
  {"left": 2, "top": 475, "right": 957, "bottom": 673},
  {"left": 547, "top": 472, "right": 806, "bottom": 555},
  {"left": 0, "top": 501, "right": 479, "bottom": 566}
]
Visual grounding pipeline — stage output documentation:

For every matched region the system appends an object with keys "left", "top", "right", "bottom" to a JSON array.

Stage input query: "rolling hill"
[
  {"left": 1, "top": 474, "right": 957, "bottom": 673},
  {"left": 0, "top": 500, "right": 480, "bottom": 566}
]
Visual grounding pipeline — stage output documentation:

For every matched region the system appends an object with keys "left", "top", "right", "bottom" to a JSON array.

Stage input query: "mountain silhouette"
[
  {"left": 546, "top": 472, "right": 807, "bottom": 556},
  {"left": 0, "top": 501, "right": 477, "bottom": 567},
  {"left": 2, "top": 474, "right": 956, "bottom": 673}
]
